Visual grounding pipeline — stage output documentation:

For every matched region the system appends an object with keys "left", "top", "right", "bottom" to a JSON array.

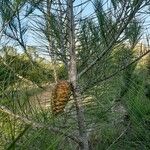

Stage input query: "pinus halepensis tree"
[{"left": 1, "top": 0, "right": 150, "bottom": 149}]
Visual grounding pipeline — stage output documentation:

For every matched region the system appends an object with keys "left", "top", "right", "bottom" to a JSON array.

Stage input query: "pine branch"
[
  {"left": 78, "top": 0, "right": 144, "bottom": 79},
  {"left": 0, "top": 105, "right": 81, "bottom": 145},
  {"left": 83, "top": 48, "right": 150, "bottom": 92}
]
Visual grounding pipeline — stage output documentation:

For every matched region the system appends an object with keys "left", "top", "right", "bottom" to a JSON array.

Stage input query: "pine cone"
[{"left": 51, "top": 80, "right": 71, "bottom": 115}]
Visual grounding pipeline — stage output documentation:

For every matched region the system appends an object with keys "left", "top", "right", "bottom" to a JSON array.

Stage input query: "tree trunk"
[
  {"left": 46, "top": 0, "right": 58, "bottom": 83},
  {"left": 67, "top": 0, "right": 89, "bottom": 149}
]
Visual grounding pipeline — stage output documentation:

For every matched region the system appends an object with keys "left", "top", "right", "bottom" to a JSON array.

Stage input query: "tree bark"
[{"left": 67, "top": 0, "right": 89, "bottom": 149}]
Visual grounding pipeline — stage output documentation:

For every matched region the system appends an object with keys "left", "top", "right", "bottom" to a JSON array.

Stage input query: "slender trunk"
[
  {"left": 67, "top": 0, "right": 89, "bottom": 149},
  {"left": 46, "top": 0, "right": 58, "bottom": 83},
  {"left": 58, "top": 0, "right": 68, "bottom": 68}
]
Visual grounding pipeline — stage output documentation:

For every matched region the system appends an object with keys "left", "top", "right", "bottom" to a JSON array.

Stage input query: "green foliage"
[
  {"left": 57, "top": 64, "right": 68, "bottom": 80},
  {"left": 125, "top": 19, "right": 142, "bottom": 47},
  {"left": 0, "top": 58, "right": 18, "bottom": 92},
  {"left": 0, "top": 52, "right": 54, "bottom": 87},
  {"left": 120, "top": 71, "right": 150, "bottom": 149}
]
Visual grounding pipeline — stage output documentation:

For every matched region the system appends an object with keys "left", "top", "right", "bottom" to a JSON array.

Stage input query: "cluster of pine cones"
[{"left": 51, "top": 80, "right": 71, "bottom": 115}]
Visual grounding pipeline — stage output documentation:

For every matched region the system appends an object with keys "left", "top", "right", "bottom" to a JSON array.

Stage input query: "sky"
[
  {"left": 28, "top": 0, "right": 150, "bottom": 46},
  {"left": 26, "top": 0, "right": 95, "bottom": 47}
]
